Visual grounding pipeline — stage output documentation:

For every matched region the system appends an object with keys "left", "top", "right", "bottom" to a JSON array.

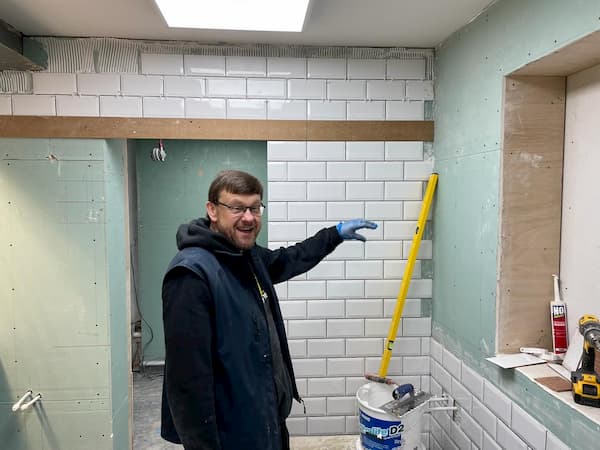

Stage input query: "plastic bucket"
[{"left": 356, "top": 383, "right": 425, "bottom": 450}]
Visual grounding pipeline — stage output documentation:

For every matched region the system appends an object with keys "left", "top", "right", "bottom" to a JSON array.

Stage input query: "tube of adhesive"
[{"left": 550, "top": 274, "right": 568, "bottom": 354}]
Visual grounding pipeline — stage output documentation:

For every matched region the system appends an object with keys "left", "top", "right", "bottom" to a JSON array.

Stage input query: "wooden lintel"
[{"left": 0, "top": 116, "right": 434, "bottom": 141}]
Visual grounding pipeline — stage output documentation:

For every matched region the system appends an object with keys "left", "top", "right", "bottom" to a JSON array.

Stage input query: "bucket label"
[{"left": 359, "top": 410, "right": 407, "bottom": 450}]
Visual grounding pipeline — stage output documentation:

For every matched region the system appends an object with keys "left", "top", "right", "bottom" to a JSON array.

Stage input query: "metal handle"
[
  {"left": 12, "top": 391, "right": 32, "bottom": 412},
  {"left": 20, "top": 393, "right": 42, "bottom": 411}
]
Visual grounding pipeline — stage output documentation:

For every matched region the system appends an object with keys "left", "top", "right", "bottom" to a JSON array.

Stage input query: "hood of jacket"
[{"left": 176, "top": 217, "right": 243, "bottom": 255}]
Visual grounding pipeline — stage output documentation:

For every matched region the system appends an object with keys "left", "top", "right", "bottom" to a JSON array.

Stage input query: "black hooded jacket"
[{"left": 161, "top": 218, "right": 343, "bottom": 450}]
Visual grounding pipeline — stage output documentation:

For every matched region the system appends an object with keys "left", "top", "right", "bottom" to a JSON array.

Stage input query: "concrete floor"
[{"left": 133, "top": 367, "right": 359, "bottom": 450}]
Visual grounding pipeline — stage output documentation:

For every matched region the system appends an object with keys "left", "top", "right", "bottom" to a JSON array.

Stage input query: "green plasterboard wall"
[
  {"left": 433, "top": 0, "right": 600, "bottom": 446},
  {"left": 0, "top": 138, "right": 126, "bottom": 450},
  {"left": 135, "top": 139, "right": 268, "bottom": 362}
]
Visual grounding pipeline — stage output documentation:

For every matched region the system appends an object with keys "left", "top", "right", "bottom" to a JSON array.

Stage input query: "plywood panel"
[
  {"left": 498, "top": 75, "right": 566, "bottom": 353},
  {"left": 0, "top": 116, "right": 434, "bottom": 142}
]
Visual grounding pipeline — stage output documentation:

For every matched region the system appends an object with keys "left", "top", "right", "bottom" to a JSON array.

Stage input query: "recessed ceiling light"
[{"left": 154, "top": 0, "right": 311, "bottom": 32}]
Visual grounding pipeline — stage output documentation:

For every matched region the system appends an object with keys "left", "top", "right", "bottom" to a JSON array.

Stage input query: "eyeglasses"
[{"left": 215, "top": 201, "right": 265, "bottom": 216}]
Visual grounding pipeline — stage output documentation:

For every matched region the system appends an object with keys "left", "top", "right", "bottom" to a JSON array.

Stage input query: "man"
[{"left": 161, "top": 169, "right": 377, "bottom": 450}]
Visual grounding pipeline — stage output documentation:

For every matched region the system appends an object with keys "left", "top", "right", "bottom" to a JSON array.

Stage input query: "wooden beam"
[{"left": 0, "top": 116, "right": 434, "bottom": 141}]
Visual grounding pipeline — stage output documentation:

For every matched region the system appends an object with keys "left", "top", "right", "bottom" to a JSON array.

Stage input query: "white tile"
[
  {"left": 279, "top": 301, "right": 306, "bottom": 319},
  {"left": 546, "top": 432, "right": 570, "bottom": 450},
  {"left": 287, "top": 339, "right": 306, "bottom": 358},
  {"left": 327, "top": 396, "right": 359, "bottom": 414},
  {"left": 406, "top": 239, "right": 432, "bottom": 261},
  {"left": 462, "top": 363, "right": 484, "bottom": 400},
  {"left": 121, "top": 75, "right": 163, "bottom": 96},
  {"left": 386, "top": 100, "right": 425, "bottom": 120},
  {"left": 288, "top": 79, "right": 326, "bottom": 99},
  {"left": 511, "top": 404, "right": 546, "bottom": 450},
  {"left": 292, "top": 358, "right": 326, "bottom": 376},
  {"left": 387, "top": 59, "right": 426, "bottom": 80},
  {"left": 346, "top": 182, "right": 384, "bottom": 200},
  {"left": 247, "top": 79, "right": 285, "bottom": 98},
  {"left": 288, "top": 280, "right": 326, "bottom": 299},
  {"left": 141, "top": 53, "right": 184, "bottom": 75},
  {"left": 366, "top": 161, "right": 404, "bottom": 180},
  {"left": 367, "top": 80, "right": 406, "bottom": 100},
  {"left": 328, "top": 80, "right": 365, "bottom": 100},
  {"left": 307, "top": 378, "right": 346, "bottom": 396},
  {"left": 307, "top": 142, "right": 345, "bottom": 161},
  {"left": 402, "top": 317, "right": 432, "bottom": 335},
  {"left": 459, "top": 411, "right": 483, "bottom": 448},
  {"left": 407, "top": 80, "right": 434, "bottom": 100},
  {"left": 286, "top": 417, "right": 306, "bottom": 436},
  {"left": 365, "top": 280, "right": 399, "bottom": 298},
  {"left": 307, "top": 338, "right": 345, "bottom": 357},
  {"left": 327, "top": 161, "right": 364, "bottom": 180},
  {"left": 483, "top": 382, "right": 511, "bottom": 425},
  {"left": 55, "top": 95, "right": 99, "bottom": 116},
  {"left": 185, "top": 98, "right": 226, "bottom": 118},
  {"left": 308, "top": 100, "right": 346, "bottom": 119},
  {"left": 347, "top": 59, "right": 386, "bottom": 79},
  {"left": 206, "top": 78, "right": 246, "bottom": 97},
  {"left": 385, "top": 182, "right": 422, "bottom": 201},
  {"left": 326, "top": 202, "right": 364, "bottom": 220},
  {"left": 432, "top": 360, "right": 452, "bottom": 392},
  {"left": 291, "top": 397, "right": 325, "bottom": 416},
  {"left": 163, "top": 76, "right": 205, "bottom": 96},
  {"left": 268, "top": 100, "right": 306, "bottom": 119},
  {"left": 267, "top": 57, "right": 306, "bottom": 78},
  {"left": 288, "top": 202, "right": 326, "bottom": 220},
  {"left": 0, "top": 96, "right": 11, "bottom": 114},
  {"left": 451, "top": 422, "right": 472, "bottom": 450},
  {"left": 226, "top": 99, "right": 266, "bottom": 119},
  {"left": 307, "top": 300, "right": 345, "bottom": 319},
  {"left": 12, "top": 95, "right": 55, "bottom": 115},
  {"left": 346, "top": 299, "right": 383, "bottom": 318},
  {"left": 269, "top": 182, "right": 306, "bottom": 201},
  {"left": 365, "top": 359, "right": 406, "bottom": 378},
  {"left": 365, "top": 241, "right": 402, "bottom": 259},
  {"left": 267, "top": 161, "right": 287, "bottom": 181},
  {"left": 442, "top": 348, "right": 462, "bottom": 379},
  {"left": 308, "top": 58, "right": 346, "bottom": 79},
  {"left": 327, "top": 319, "right": 364, "bottom": 337},
  {"left": 365, "top": 201, "right": 403, "bottom": 220},
  {"left": 482, "top": 430, "right": 502, "bottom": 450},
  {"left": 384, "top": 297, "right": 422, "bottom": 317},
  {"left": 226, "top": 56, "right": 266, "bottom": 77},
  {"left": 364, "top": 318, "right": 396, "bottom": 338},
  {"left": 307, "top": 261, "right": 345, "bottom": 279},
  {"left": 384, "top": 259, "right": 421, "bottom": 279},
  {"left": 307, "top": 182, "right": 345, "bottom": 200},
  {"left": 430, "top": 339, "right": 443, "bottom": 363},
  {"left": 451, "top": 378, "right": 473, "bottom": 412},
  {"left": 268, "top": 141, "right": 306, "bottom": 161},
  {"left": 143, "top": 97, "right": 184, "bottom": 117},
  {"left": 392, "top": 337, "right": 422, "bottom": 355},
  {"left": 403, "top": 356, "right": 430, "bottom": 375},
  {"left": 404, "top": 200, "right": 432, "bottom": 220},
  {"left": 307, "top": 416, "right": 345, "bottom": 434},
  {"left": 77, "top": 74, "right": 120, "bottom": 95},
  {"left": 184, "top": 55, "right": 225, "bottom": 76},
  {"left": 496, "top": 420, "right": 527, "bottom": 450},
  {"left": 385, "top": 141, "right": 424, "bottom": 160},
  {"left": 346, "top": 142, "right": 385, "bottom": 161},
  {"left": 288, "top": 320, "right": 327, "bottom": 339},
  {"left": 274, "top": 281, "right": 287, "bottom": 299},
  {"left": 347, "top": 101, "right": 385, "bottom": 120},
  {"left": 326, "top": 241, "right": 364, "bottom": 260},
  {"left": 306, "top": 222, "right": 337, "bottom": 236},
  {"left": 32, "top": 73, "right": 76, "bottom": 94},
  {"left": 346, "top": 338, "right": 383, "bottom": 356},
  {"left": 384, "top": 221, "right": 417, "bottom": 240},
  {"left": 326, "top": 280, "right": 364, "bottom": 299},
  {"left": 269, "top": 222, "right": 306, "bottom": 241},
  {"left": 346, "top": 261, "right": 383, "bottom": 279},
  {"left": 288, "top": 162, "right": 327, "bottom": 181},
  {"left": 405, "top": 160, "right": 434, "bottom": 180},
  {"left": 100, "top": 96, "right": 142, "bottom": 117},
  {"left": 267, "top": 202, "right": 287, "bottom": 220}
]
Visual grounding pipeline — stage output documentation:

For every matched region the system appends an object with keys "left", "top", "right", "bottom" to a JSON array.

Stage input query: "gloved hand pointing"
[{"left": 336, "top": 219, "right": 378, "bottom": 241}]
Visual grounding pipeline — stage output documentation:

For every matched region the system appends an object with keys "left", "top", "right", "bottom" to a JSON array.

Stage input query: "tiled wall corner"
[{"left": 429, "top": 338, "right": 571, "bottom": 450}]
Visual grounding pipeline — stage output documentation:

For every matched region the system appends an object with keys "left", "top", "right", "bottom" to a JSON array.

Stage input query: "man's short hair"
[{"left": 208, "top": 170, "right": 263, "bottom": 203}]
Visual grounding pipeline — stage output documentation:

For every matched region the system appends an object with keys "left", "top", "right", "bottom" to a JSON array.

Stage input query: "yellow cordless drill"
[{"left": 571, "top": 315, "right": 600, "bottom": 407}]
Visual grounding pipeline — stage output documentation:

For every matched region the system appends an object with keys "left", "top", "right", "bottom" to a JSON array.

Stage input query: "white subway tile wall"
[
  {"left": 429, "top": 338, "right": 571, "bottom": 450},
  {"left": 3, "top": 53, "right": 436, "bottom": 438}
]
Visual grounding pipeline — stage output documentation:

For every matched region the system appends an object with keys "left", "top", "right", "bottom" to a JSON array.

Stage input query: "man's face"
[{"left": 206, "top": 190, "right": 263, "bottom": 250}]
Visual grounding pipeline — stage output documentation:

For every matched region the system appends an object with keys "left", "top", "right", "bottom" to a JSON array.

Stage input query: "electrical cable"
[{"left": 130, "top": 246, "right": 154, "bottom": 374}]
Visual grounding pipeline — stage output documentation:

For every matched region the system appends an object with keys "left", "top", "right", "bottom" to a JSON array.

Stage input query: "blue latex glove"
[{"left": 336, "top": 219, "right": 378, "bottom": 241}]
